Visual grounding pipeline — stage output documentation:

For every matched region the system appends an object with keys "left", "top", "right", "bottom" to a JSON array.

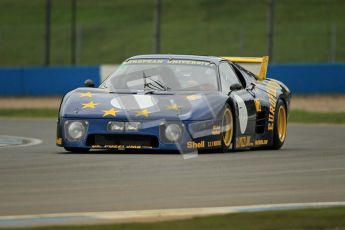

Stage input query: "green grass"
[
  {"left": 0, "top": 108, "right": 58, "bottom": 118},
  {"left": 0, "top": 108, "right": 344, "bottom": 124},
  {"left": 0, "top": 0, "right": 344, "bottom": 66},
  {"left": 3, "top": 207, "right": 345, "bottom": 230},
  {"left": 289, "top": 109, "right": 345, "bottom": 124}
]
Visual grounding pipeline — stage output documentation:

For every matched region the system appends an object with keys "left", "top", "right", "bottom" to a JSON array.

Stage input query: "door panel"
[{"left": 231, "top": 89, "right": 256, "bottom": 149}]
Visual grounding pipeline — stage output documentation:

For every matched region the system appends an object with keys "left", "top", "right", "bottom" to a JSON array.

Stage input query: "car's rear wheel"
[
  {"left": 64, "top": 147, "right": 90, "bottom": 153},
  {"left": 221, "top": 104, "right": 234, "bottom": 152},
  {"left": 271, "top": 99, "right": 287, "bottom": 150}
]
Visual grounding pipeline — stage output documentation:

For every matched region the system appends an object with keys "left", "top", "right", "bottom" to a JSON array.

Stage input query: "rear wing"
[{"left": 222, "top": 56, "right": 269, "bottom": 80}]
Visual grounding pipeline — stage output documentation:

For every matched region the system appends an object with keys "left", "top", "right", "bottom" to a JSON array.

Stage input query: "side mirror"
[
  {"left": 230, "top": 83, "right": 242, "bottom": 91},
  {"left": 84, "top": 79, "right": 95, "bottom": 88}
]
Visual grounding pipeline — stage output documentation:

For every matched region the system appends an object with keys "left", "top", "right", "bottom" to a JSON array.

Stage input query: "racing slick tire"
[
  {"left": 64, "top": 147, "right": 90, "bottom": 153},
  {"left": 221, "top": 104, "right": 234, "bottom": 152},
  {"left": 270, "top": 98, "right": 287, "bottom": 150}
]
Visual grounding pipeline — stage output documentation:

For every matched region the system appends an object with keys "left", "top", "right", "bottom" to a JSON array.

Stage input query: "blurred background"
[
  {"left": 0, "top": 0, "right": 344, "bottom": 105},
  {"left": 0, "top": 0, "right": 344, "bottom": 66}
]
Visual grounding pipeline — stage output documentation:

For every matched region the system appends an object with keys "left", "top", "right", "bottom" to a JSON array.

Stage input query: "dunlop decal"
[
  {"left": 236, "top": 136, "right": 253, "bottom": 148},
  {"left": 255, "top": 139, "right": 268, "bottom": 146}
]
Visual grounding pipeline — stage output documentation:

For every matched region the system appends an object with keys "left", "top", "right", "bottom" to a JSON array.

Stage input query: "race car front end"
[{"left": 57, "top": 117, "right": 223, "bottom": 153}]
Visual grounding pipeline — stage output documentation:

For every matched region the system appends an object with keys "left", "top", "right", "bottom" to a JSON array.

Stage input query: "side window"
[
  {"left": 239, "top": 68, "right": 256, "bottom": 86},
  {"left": 219, "top": 62, "right": 242, "bottom": 92}
]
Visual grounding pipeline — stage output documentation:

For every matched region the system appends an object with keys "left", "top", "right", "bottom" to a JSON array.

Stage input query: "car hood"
[{"left": 60, "top": 88, "right": 228, "bottom": 121}]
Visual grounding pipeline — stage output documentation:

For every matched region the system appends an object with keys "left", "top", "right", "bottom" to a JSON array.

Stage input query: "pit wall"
[{"left": 0, "top": 64, "right": 343, "bottom": 96}]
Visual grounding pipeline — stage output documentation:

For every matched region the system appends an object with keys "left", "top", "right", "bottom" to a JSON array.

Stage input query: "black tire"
[
  {"left": 220, "top": 104, "right": 234, "bottom": 152},
  {"left": 270, "top": 98, "right": 287, "bottom": 150},
  {"left": 64, "top": 147, "right": 90, "bottom": 153}
]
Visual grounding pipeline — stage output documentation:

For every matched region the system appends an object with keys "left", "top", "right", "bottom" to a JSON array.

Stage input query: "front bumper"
[{"left": 57, "top": 118, "right": 222, "bottom": 152}]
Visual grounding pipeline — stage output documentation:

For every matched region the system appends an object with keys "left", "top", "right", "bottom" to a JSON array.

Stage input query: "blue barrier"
[
  {"left": 0, "top": 66, "right": 99, "bottom": 96},
  {"left": 0, "top": 68, "right": 23, "bottom": 95},
  {"left": 0, "top": 64, "right": 344, "bottom": 96},
  {"left": 268, "top": 64, "right": 345, "bottom": 94}
]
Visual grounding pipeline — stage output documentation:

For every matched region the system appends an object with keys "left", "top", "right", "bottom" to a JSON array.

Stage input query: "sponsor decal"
[
  {"left": 211, "top": 125, "right": 221, "bottom": 135},
  {"left": 187, "top": 140, "right": 205, "bottom": 149},
  {"left": 80, "top": 92, "right": 93, "bottom": 98},
  {"left": 124, "top": 59, "right": 211, "bottom": 66},
  {"left": 187, "top": 140, "right": 222, "bottom": 149},
  {"left": 91, "top": 145, "right": 152, "bottom": 150},
  {"left": 167, "top": 59, "right": 211, "bottom": 66},
  {"left": 125, "top": 59, "right": 164, "bottom": 64},
  {"left": 236, "top": 136, "right": 254, "bottom": 148},
  {"left": 254, "top": 99, "right": 262, "bottom": 112},
  {"left": 207, "top": 140, "right": 221, "bottom": 147},
  {"left": 186, "top": 94, "right": 202, "bottom": 101},
  {"left": 56, "top": 138, "right": 62, "bottom": 145},
  {"left": 266, "top": 81, "right": 281, "bottom": 131},
  {"left": 166, "top": 103, "right": 181, "bottom": 111},
  {"left": 255, "top": 139, "right": 268, "bottom": 145}
]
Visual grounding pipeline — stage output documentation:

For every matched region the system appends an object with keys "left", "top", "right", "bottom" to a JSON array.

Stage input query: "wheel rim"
[
  {"left": 222, "top": 108, "right": 233, "bottom": 147},
  {"left": 277, "top": 105, "right": 287, "bottom": 142}
]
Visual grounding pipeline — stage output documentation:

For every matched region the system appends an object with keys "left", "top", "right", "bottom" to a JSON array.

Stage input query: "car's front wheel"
[
  {"left": 221, "top": 104, "right": 234, "bottom": 152},
  {"left": 64, "top": 147, "right": 90, "bottom": 153}
]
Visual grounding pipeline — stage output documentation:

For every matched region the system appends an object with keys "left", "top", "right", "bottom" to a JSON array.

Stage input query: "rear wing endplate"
[{"left": 222, "top": 56, "right": 269, "bottom": 80}]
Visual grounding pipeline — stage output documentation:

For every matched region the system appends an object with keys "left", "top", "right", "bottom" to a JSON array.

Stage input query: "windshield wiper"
[
  {"left": 144, "top": 90, "right": 174, "bottom": 95},
  {"left": 143, "top": 71, "right": 171, "bottom": 92},
  {"left": 109, "top": 90, "right": 138, "bottom": 94}
]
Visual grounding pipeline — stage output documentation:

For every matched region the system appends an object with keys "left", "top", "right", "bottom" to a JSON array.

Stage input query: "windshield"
[{"left": 100, "top": 59, "right": 218, "bottom": 92}]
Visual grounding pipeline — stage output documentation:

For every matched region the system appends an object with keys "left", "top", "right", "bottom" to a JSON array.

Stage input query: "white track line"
[
  {"left": 1, "top": 202, "right": 345, "bottom": 227},
  {"left": 0, "top": 135, "right": 42, "bottom": 148}
]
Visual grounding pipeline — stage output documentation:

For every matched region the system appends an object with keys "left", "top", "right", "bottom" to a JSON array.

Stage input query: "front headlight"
[
  {"left": 65, "top": 121, "right": 88, "bottom": 140},
  {"left": 126, "top": 122, "right": 141, "bottom": 131},
  {"left": 107, "top": 121, "right": 124, "bottom": 131},
  {"left": 164, "top": 123, "right": 182, "bottom": 142}
]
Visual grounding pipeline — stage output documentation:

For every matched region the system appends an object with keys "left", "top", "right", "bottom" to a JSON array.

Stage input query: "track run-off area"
[{"left": 0, "top": 118, "right": 344, "bottom": 221}]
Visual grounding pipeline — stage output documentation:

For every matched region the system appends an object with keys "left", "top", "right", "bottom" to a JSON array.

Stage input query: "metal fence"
[{"left": 0, "top": 0, "right": 344, "bottom": 66}]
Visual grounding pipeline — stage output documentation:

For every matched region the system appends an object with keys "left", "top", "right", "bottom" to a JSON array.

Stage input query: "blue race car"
[{"left": 56, "top": 54, "right": 291, "bottom": 153}]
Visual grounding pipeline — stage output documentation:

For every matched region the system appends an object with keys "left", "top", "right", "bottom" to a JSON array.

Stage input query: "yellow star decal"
[
  {"left": 102, "top": 108, "right": 119, "bottom": 117},
  {"left": 186, "top": 94, "right": 201, "bottom": 101},
  {"left": 136, "top": 109, "right": 151, "bottom": 117},
  {"left": 80, "top": 92, "right": 93, "bottom": 98},
  {"left": 82, "top": 101, "right": 99, "bottom": 109},
  {"left": 166, "top": 103, "right": 181, "bottom": 111}
]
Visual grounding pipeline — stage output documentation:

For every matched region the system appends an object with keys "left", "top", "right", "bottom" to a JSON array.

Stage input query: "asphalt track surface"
[{"left": 0, "top": 118, "right": 344, "bottom": 216}]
